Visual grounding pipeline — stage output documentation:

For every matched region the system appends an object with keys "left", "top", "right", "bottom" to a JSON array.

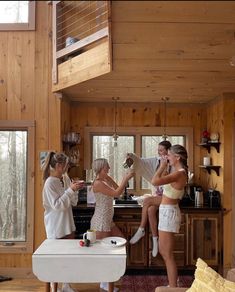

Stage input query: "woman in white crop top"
[{"left": 151, "top": 144, "right": 188, "bottom": 288}]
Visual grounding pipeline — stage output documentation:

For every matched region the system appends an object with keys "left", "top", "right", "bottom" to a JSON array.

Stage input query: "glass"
[
  {"left": 92, "top": 135, "right": 134, "bottom": 188},
  {"left": 141, "top": 135, "right": 185, "bottom": 189},
  {"left": 0, "top": 1, "right": 29, "bottom": 23},
  {"left": 0, "top": 130, "right": 27, "bottom": 241}
]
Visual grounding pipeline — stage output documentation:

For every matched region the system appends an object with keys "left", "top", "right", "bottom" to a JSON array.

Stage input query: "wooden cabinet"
[
  {"left": 113, "top": 207, "right": 223, "bottom": 271},
  {"left": 149, "top": 213, "right": 186, "bottom": 268},
  {"left": 113, "top": 207, "right": 148, "bottom": 268},
  {"left": 186, "top": 211, "right": 222, "bottom": 270}
]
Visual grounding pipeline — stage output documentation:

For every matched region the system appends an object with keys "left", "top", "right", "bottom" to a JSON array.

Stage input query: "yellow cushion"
[{"left": 187, "top": 258, "right": 235, "bottom": 292}]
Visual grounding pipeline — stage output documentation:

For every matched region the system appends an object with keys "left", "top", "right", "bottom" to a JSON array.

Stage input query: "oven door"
[{"left": 73, "top": 208, "right": 94, "bottom": 239}]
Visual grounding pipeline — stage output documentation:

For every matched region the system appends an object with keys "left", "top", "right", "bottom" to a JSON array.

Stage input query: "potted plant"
[{"left": 202, "top": 129, "right": 210, "bottom": 143}]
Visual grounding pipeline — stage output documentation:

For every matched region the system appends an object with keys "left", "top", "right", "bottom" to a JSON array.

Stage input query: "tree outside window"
[{"left": 0, "top": 121, "right": 35, "bottom": 253}]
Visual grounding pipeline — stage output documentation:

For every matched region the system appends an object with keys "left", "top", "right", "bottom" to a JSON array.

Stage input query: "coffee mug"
[{"left": 83, "top": 229, "right": 96, "bottom": 244}]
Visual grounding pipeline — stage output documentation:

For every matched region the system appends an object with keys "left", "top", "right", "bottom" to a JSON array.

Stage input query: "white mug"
[
  {"left": 83, "top": 229, "right": 96, "bottom": 244},
  {"left": 203, "top": 156, "right": 211, "bottom": 166}
]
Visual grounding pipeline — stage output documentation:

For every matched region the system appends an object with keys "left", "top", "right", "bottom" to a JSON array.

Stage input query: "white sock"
[
  {"left": 62, "top": 283, "right": 76, "bottom": 292},
  {"left": 152, "top": 236, "right": 158, "bottom": 257},
  {"left": 100, "top": 282, "right": 119, "bottom": 292},
  {"left": 129, "top": 227, "right": 145, "bottom": 244}
]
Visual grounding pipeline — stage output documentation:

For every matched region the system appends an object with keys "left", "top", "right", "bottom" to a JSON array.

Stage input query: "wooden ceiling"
[{"left": 61, "top": 1, "right": 235, "bottom": 104}]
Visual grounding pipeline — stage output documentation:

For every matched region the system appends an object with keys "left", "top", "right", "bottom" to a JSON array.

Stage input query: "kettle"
[{"left": 195, "top": 187, "right": 204, "bottom": 207}]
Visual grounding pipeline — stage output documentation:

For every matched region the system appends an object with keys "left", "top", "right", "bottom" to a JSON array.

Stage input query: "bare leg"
[
  {"left": 159, "top": 230, "right": 178, "bottom": 287},
  {"left": 111, "top": 224, "right": 124, "bottom": 238},
  {"left": 46, "top": 283, "right": 50, "bottom": 292},
  {"left": 130, "top": 196, "right": 161, "bottom": 245},
  {"left": 147, "top": 205, "right": 158, "bottom": 237},
  {"left": 147, "top": 196, "right": 162, "bottom": 236},
  {"left": 54, "top": 283, "right": 58, "bottom": 292},
  {"left": 108, "top": 282, "right": 114, "bottom": 292}
]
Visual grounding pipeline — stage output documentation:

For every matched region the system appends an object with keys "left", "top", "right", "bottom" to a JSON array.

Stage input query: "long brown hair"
[
  {"left": 170, "top": 144, "right": 188, "bottom": 180},
  {"left": 42, "top": 152, "right": 69, "bottom": 182}
]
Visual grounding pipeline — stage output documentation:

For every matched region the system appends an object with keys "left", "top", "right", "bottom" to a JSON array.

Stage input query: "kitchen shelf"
[
  {"left": 198, "top": 165, "right": 221, "bottom": 176},
  {"left": 63, "top": 141, "right": 78, "bottom": 148},
  {"left": 198, "top": 142, "right": 221, "bottom": 153}
]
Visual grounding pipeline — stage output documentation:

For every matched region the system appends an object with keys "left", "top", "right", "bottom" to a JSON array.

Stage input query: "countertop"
[{"left": 73, "top": 202, "right": 223, "bottom": 211}]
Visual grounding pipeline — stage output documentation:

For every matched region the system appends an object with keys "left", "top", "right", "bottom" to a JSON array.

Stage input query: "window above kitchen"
[{"left": 84, "top": 127, "right": 193, "bottom": 195}]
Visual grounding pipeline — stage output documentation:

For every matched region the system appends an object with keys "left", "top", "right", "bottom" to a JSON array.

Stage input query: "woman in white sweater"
[{"left": 42, "top": 151, "right": 84, "bottom": 292}]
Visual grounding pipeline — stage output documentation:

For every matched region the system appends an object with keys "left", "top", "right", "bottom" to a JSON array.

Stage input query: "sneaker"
[
  {"left": 100, "top": 282, "right": 119, "bottom": 292},
  {"left": 62, "top": 283, "right": 77, "bottom": 292},
  {"left": 129, "top": 228, "right": 145, "bottom": 244},
  {"left": 152, "top": 236, "right": 158, "bottom": 257}
]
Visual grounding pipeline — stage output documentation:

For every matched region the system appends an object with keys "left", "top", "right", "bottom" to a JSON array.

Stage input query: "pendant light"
[
  {"left": 112, "top": 97, "right": 119, "bottom": 147},
  {"left": 162, "top": 97, "right": 170, "bottom": 141}
]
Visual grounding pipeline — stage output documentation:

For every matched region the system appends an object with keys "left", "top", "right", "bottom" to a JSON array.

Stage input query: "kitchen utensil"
[{"left": 195, "top": 188, "right": 204, "bottom": 207}]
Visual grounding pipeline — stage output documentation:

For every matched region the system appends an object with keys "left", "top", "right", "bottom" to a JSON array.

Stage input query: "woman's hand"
[
  {"left": 159, "top": 155, "right": 168, "bottom": 168},
  {"left": 70, "top": 180, "right": 85, "bottom": 191},
  {"left": 124, "top": 168, "right": 135, "bottom": 180}
]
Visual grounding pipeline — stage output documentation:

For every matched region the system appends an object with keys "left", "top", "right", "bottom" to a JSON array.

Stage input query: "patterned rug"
[{"left": 120, "top": 275, "right": 194, "bottom": 292}]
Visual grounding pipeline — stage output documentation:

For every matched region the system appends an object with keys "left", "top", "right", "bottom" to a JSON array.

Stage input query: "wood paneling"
[
  {"left": 70, "top": 101, "right": 207, "bottom": 186},
  {"left": 0, "top": 0, "right": 234, "bottom": 277},
  {"left": 53, "top": 40, "right": 111, "bottom": 92},
  {"left": 112, "top": 1, "right": 235, "bottom": 24},
  {"left": 0, "top": 33, "right": 7, "bottom": 119},
  {"left": 0, "top": 2, "right": 62, "bottom": 273},
  {"left": 60, "top": 1, "right": 235, "bottom": 103}
]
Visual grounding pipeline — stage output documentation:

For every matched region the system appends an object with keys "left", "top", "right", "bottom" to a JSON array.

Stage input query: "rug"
[{"left": 120, "top": 275, "right": 194, "bottom": 292}]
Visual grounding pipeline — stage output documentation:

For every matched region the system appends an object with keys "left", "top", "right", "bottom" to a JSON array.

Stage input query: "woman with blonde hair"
[
  {"left": 42, "top": 151, "right": 84, "bottom": 292},
  {"left": 90, "top": 158, "right": 134, "bottom": 292},
  {"left": 151, "top": 144, "right": 188, "bottom": 287}
]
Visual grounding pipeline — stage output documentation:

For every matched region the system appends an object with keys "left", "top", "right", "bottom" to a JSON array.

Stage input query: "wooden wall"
[
  {"left": 69, "top": 101, "right": 208, "bottom": 184},
  {"left": 68, "top": 99, "right": 235, "bottom": 270},
  {"left": 0, "top": 0, "right": 234, "bottom": 277},
  {"left": 0, "top": 2, "right": 62, "bottom": 276}
]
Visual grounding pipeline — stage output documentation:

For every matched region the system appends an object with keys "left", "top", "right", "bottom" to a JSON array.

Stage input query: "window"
[
  {"left": 0, "top": 121, "right": 35, "bottom": 253},
  {"left": 92, "top": 135, "right": 135, "bottom": 188},
  {"left": 0, "top": 1, "right": 35, "bottom": 31},
  {"left": 141, "top": 135, "right": 185, "bottom": 189},
  {"left": 84, "top": 127, "right": 193, "bottom": 195}
]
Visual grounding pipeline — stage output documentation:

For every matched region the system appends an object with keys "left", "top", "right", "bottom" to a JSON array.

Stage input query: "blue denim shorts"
[{"left": 158, "top": 204, "right": 181, "bottom": 233}]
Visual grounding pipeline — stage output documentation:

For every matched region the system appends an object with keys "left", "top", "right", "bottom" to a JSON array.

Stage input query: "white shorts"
[{"left": 158, "top": 204, "right": 181, "bottom": 233}]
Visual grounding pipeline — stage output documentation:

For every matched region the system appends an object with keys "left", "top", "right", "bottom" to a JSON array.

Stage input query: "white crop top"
[{"left": 162, "top": 169, "right": 186, "bottom": 200}]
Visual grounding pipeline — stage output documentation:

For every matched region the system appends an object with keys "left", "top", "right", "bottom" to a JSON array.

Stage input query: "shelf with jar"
[
  {"left": 62, "top": 132, "right": 81, "bottom": 167},
  {"left": 198, "top": 131, "right": 220, "bottom": 153}
]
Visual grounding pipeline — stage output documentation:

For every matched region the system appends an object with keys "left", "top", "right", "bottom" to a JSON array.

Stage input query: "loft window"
[
  {"left": 0, "top": 1, "right": 35, "bottom": 31},
  {"left": 0, "top": 121, "right": 35, "bottom": 253}
]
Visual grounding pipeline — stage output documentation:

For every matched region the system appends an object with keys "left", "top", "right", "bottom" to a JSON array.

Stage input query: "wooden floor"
[{"left": 0, "top": 278, "right": 122, "bottom": 292}]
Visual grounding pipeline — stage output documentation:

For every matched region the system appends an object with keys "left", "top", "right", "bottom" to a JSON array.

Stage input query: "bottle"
[{"left": 123, "top": 157, "right": 133, "bottom": 168}]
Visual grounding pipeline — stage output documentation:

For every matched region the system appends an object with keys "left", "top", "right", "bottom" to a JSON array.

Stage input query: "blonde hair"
[
  {"left": 42, "top": 151, "right": 69, "bottom": 182},
  {"left": 92, "top": 158, "right": 109, "bottom": 177}
]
